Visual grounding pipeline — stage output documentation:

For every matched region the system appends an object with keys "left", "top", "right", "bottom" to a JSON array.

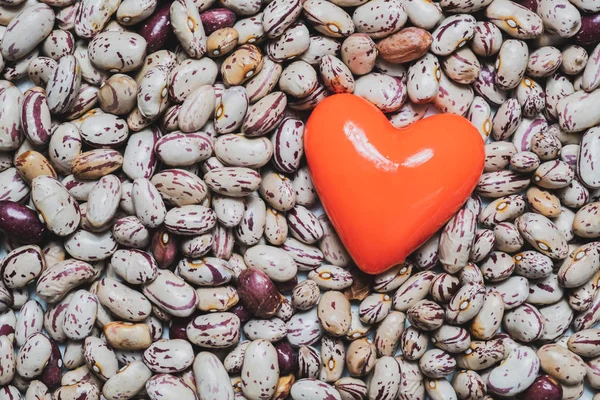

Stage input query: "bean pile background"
[{"left": 0, "top": 0, "right": 600, "bottom": 398}]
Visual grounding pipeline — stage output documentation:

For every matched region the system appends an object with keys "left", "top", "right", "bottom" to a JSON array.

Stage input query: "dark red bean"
[
  {"left": 274, "top": 276, "right": 299, "bottom": 295},
  {"left": 514, "top": 0, "right": 537, "bottom": 11},
  {"left": 170, "top": 313, "right": 196, "bottom": 340},
  {"left": 575, "top": 13, "right": 600, "bottom": 47},
  {"left": 520, "top": 375, "right": 563, "bottom": 400},
  {"left": 0, "top": 201, "right": 47, "bottom": 244},
  {"left": 40, "top": 338, "right": 62, "bottom": 389},
  {"left": 237, "top": 268, "right": 282, "bottom": 318},
  {"left": 275, "top": 341, "right": 298, "bottom": 375},
  {"left": 230, "top": 303, "right": 252, "bottom": 324},
  {"left": 151, "top": 226, "right": 179, "bottom": 269},
  {"left": 137, "top": 2, "right": 176, "bottom": 53},
  {"left": 200, "top": 8, "right": 236, "bottom": 35}
]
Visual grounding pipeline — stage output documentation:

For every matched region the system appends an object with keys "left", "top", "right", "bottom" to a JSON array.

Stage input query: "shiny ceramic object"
[{"left": 304, "top": 94, "right": 484, "bottom": 274}]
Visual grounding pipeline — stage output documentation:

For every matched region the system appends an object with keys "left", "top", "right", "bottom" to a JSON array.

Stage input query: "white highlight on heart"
[
  {"left": 343, "top": 121, "right": 399, "bottom": 172},
  {"left": 402, "top": 148, "right": 434, "bottom": 168}
]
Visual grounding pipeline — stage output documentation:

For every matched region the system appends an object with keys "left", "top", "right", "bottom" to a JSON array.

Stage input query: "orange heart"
[{"left": 304, "top": 94, "right": 485, "bottom": 275}]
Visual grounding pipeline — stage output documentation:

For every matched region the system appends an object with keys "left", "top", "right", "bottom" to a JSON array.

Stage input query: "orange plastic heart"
[{"left": 304, "top": 94, "right": 485, "bottom": 275}]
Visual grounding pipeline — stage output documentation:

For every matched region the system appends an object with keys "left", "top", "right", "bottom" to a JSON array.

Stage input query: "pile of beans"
[{"left": 0, "top": 0, "right": 600, "bottom": 398}]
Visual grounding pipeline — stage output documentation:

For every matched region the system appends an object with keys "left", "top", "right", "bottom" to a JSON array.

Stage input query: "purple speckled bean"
[
  {"left": 485, "top": 0, "right": 544, "bottom": 39},
  {"left": 75, "top": 0, "right": 120, "bottom": 38},
  {"left": 0, "top": 86, "right": 24, "bottom": 152},
  {"left": 177, "top": 256, "right": 232, "bottom": 286},
  {"left": 286, "top": 307, "right": 323, "bottom": 347},
  {"left": 429, "top": 272, "right": 460, "bottom": 303},
  {"left": 1, "top": 245, "right": 45, "bottom": 288},
  {"left": 432, "top": 324, "right": 471, "bottom": 353},
  {"left": 143, "top": 339, "right": 194, "bottom": 373},
  {"left": 142, "top": 270, "right": 198, "bottom": 317},
  {"left": 419, "top": 349, "right": 456, "bottom": 379},
  {"left": 193, "top": 351, "right": 234, "bottom": 400},
  {"left": 155, "top": 131, "right": 213, "bottom": 167},
  {"left": 515, "top": 212, "right": 568, "bottom": 258},
  {"left": 400, "top": 327, "right": 429, "bottom": 361},
  {"left": 110, "top": 249, "right": 158, "bottom": 284},
  {"left": 433, "top": 70, "right": 473, "bottom": 116},
  {"left": 88, "top": 31, "right": 147, "bottom": 73},
  {"left": 445, "top": 282, "right": 485, "bottom": 324},
  {"left": 558, "top": 88, "right": 600, "bottom": 132},
  {"left": 151, "top": 168, "right": 208, "bottom": 206},
  {"left": 471, "top": 21, "right": 503, "bottom": 57},
  {"left": 46, "top": 55, "right": 81, "bottom": 115},
  {"left": 366, "top": 356, "right": 401, "bottom": 400},
  {"left": 15, "top": 299, "right": 44, "bottom": 347},
  {"left": 28, "top": 56, "right": 57, "bottom": 88},
  {"left": 205, "top": 167, "right": 262, "bottom": 197},
  {"left": 503, "top": 303, "right": 544, "bottom": 342},
  {"left": 0, "top": 4, "right": 54, "bottom": 62},
  {"left": 431, "top": 14, "right": 475, "bottom": 56},
  {"left": 291, "top": 379, "right": 342, "bottom": 400},
  {"left": 63, "top": 290, "right": 97, "bottom": 341},
  {"left": 513, "top": 250, "right": 553, "bottom": 279},
  {"left": 262, "top": 0, "right": 301, "bottom": 39},
  {"left": 137, "top": 65, "right": 169, "bottom": 119},
  {"left": 242, "top": 91, "right": 287, "bottom": 136},
  {"left": 122, "top": 126, "right": 161, "bottom": 180},
  {"left": 358, "top": 293, "right": 392, "bottom": 324},
  {"left": 96, "top": 277, "right": 151, "bottom": 322},
  {"left": 355, "top": 73, "right": 406, "bottom": 113},
  {"left": 214, "top": 86, "right": 248, "bottom": 134},
  {"left": 145, "top": 373, "right": 197, "bottom": 400},
  {"left": 407, "top": 300, "right": 445, "bottom": 332},
  {"left": 186, "top": 311, "right": 240, "bottom": 348},
  {"left": 20, "top": 88, "right": 51, "bottom": 146},
  {"left": 307, "top": 265, "right": 353, "bottom": 290},
  {"left": 164, "top": 204, "right": 216, "bottom": 236},
  {"left": 439, "top": 208, "right": 476, "bottom": 273},
  {"left": 537, "top": 344, "right": 586, "bottom": 385},
  {"left": 132, "top": 178, "right": 166, "bottom": 229},
  {"left": 393, "top": 270, "right": 436, "bottom": 312},
  {"left": 171, "top": 0, "right": 207, "bottom": 58}
]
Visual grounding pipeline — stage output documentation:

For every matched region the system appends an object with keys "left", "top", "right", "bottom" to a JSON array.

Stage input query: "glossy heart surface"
[{"left": 304, "top": 94, "right": 485, "bottom": 274}]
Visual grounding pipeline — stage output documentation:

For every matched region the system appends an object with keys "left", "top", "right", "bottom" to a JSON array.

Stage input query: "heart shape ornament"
[{"left": 305, "top": 94, "right": 485, "bottom": 275}]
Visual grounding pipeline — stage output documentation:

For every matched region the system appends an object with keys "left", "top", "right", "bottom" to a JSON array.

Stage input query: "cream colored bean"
[
  {"left": 485, "top": 0, "right": 544, "bottom": 39},
  {"left": 538, "top": 344, "right": 587, "bottom": 385},
  {"left": 88, "top": 31, "right": 146, "bottom": 73},
  {"left": 487, "top": 346, "right": 539, "bottom": 396},
  {"left": 178, "top": 85, "right": 216, "bottom": 133},
  {"left": 425, "top": 378, "right": 457, "bottom": 400},
  {"left": 168, "top": 59, "right": 217, "bottom": 102},
  {"left": 503, "top": 303, "right": 544, "bottom": 342},
  {"left": 393, "top": 271, "right": 436, "bottom": 312},
  {"left": 431, "top": 14, "right": 475, "bottom": 56},
  {"left": 471, "top": 21, "right": 503, "bottom": 57},
  {"left": 96, "top": 277, "right": 151, "bottom": 321},
  {"left": 433, "top": 71, "right": 474, "bottom": 116},
  {"left": 407, "top": 53, "right": 440, "bottom": 104},
  {"left": 442, "top": 47, "right": 480, "bottom": 85},
  {"left": 170, "top": 0, "right": 206, "bottom": 58},
  {"left": 558, "top": 89, "right": 600, "bottom": 132},
  {"left": 0, "top": 4, "right": 54, "bottom": 62},
  {"left": 561, "top": 45, "right": 588, "bottom": 75},
  {"left": 515, "top": 212, "right": 568, "bottom": 259},
  {"left": 266, "top": 23, "right": 310, "bottom": 62},
  {"left": 439, "top": 208, "right": 476, "bottom": 273},
  {"left": 495, "top": 39, "right": 528, "bottom": 90}
]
